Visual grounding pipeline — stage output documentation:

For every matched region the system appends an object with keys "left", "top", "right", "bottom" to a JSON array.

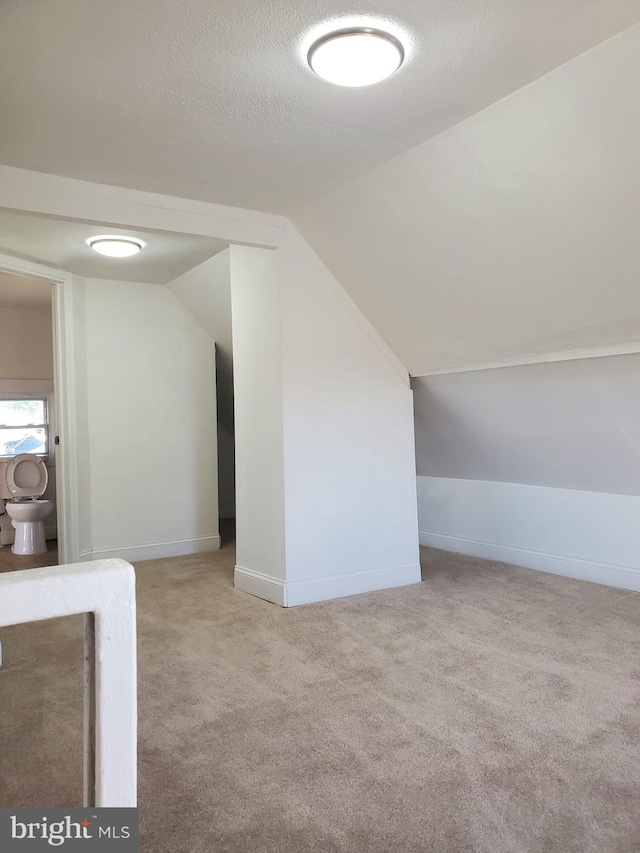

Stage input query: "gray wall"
[{"left": 412, "top": 353, "right": 640, "bottom": 497}]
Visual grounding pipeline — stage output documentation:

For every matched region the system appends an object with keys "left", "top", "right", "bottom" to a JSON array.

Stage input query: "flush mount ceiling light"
[
  {"left": 88, "top": 236, "right": 144, "bottom": 258},
  {"left": 307, "top": 27, "right": 404, "bottom": 87}
]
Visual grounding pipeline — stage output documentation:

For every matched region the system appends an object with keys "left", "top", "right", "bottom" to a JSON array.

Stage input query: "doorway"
[
  {"left": 0, "top": 262, "right": 69, "bottom": 568},
  {"left": 0, "top": 207, "right": 237, "bottom": 567}
]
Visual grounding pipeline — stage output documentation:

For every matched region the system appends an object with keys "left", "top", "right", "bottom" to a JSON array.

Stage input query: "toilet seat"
[{"left": 5, "top": 453, "right": 48, "bottom": 498}]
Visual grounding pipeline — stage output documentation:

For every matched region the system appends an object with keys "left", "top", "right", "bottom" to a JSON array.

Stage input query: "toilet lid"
[{"left": 5, "top": 453, "right": 48, "bottom": 497}]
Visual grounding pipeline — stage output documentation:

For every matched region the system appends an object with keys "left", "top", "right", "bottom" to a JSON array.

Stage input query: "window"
[{"left": 0, "top": 399, "right": 48, "bottom": 457}]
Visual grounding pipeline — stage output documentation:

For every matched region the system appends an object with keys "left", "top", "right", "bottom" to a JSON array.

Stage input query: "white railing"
[{"left": 0, "top": 559, "right": 137, "bottom": 807}]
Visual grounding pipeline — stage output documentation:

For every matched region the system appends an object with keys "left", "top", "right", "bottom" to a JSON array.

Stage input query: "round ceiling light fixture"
[
  {"left": 307, "top": 27, "right": 404, "bottom": 87},
  {"left": 88, "top": 236, "right": 144, "bottom": 258}
]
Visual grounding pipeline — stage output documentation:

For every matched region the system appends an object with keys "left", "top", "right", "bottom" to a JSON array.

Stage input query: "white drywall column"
[
  {"left": 230, "top": 247, "right": 287, "bottom": 601},
  {"left": 230, "top": 242, "right": 421, "bottom": 605},
  {"left": 0, "top": 559, "right": 137, "bottom": 806}
]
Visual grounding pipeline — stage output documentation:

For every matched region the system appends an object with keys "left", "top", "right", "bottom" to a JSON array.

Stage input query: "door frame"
[{"left": 0, "top": 252, "right": 80, "bottom": 564}]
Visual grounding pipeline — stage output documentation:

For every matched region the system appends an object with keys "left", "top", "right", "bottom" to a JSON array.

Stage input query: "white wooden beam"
[{"left": 0, "top": 559, "right": 137, "bottom": 807}]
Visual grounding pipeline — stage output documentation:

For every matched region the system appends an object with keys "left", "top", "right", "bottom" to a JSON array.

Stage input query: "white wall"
[
  {"left": 230, "top": 246, "right": 286, "bottom": 597},
  {"left": 278, "top": 238, "right": 420, "bottom": 605},
  {"left": 0, "top": 305, "right": 53, "bottom": 379},
  {"left": 84, "top": 278, "right": 220, "bottom": 560},
  {"left": 168, "top": 250, "right": 235, "bottom": 517},
  {"left": 414, "top": 354, "right": 640, "bottom": 591},
  {"left": 418, "top": 476, "right": 640, "bottom": 592},
  {"left": 295, "top": 22, "right": 640, "bottom": 376},
  {"left": 231, "top": 241, "right": 421, "bottom": 606}
]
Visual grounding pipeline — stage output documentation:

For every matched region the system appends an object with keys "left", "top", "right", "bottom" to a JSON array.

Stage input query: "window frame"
[{"left": 0, "top": 391, "right": 53, "bottom": 461}]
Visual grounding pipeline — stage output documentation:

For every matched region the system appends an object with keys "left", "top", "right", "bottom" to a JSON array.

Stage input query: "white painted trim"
[
  {"left": 52, "top": 274, "right": 81, "bottom": 564},
  {"left": 0, "top": 253, "right": 78, "bottom": 564},
  {"left": 234, "top": 565, "right": 286, "bottom": 606},
  {"left": 90, "top": 534, "right": 221, "bottom": 562},
  {"left": 0, "top": 165, "right": 285, "bottom": 248},
  {"left": 0, "top": 251, "right": 67, "bottom": 283},
  {"left": 235, "top": 562, "right": 421, "bottom": 607},
  {"left": 419, "top": 530, "right": 640, "bottom": 593},
  {"left": 285, "top": 562, "right": 422, "bottom": 607},
  {"left": 0, "top": 558, "right": 137, "bottom": 806},
  {"left": 413, "top": 341, "right": 640, "bottom": 377}
]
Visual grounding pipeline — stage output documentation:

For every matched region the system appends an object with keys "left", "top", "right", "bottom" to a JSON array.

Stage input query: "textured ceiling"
[
  {"left": 295, "top": 24, "right": 640, "bottom": 375},
  {"left": 0, "top": 272, "right": 52, "bottom": 309},
  {"left": 0, "top": 211, "right": 227, "bottom": 284},
  {"left": 0, "top": 1, "right": 638, "bottom": 213}
]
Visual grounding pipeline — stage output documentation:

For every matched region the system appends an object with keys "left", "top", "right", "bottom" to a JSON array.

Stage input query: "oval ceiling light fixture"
[
  {"left": 88, "top": 236, "right": 145, "bottom": 258},
  {"left": 308, "top": 27, "right": 404, "bottom": 87}
]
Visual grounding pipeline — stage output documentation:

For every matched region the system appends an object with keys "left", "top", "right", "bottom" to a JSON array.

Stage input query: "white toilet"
[{"left": 0, "top": 454, "right": 53, "bottom": 555}]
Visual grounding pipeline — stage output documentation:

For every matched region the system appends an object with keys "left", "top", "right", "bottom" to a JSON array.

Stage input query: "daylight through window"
[{"left": 0, "top": 399, "right": 48, "bottom": 456}]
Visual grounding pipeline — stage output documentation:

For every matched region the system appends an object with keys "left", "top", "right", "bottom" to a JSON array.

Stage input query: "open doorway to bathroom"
[{"left": 0, "top": 271, "right": 59, "bottom": 572}]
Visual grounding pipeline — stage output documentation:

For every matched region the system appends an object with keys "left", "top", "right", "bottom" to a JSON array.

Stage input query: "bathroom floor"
[{"left": 0, "top": 541, "right": 58, "bottom": 573}]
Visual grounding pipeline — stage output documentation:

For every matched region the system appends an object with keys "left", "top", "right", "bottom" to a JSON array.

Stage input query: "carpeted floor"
[{"left": 0, "top": 541, "right": 639, "bottom": 852}]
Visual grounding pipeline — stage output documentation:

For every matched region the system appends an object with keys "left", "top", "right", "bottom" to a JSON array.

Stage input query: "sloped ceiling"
[
  {"left": 168, "top": 251, "right": 234, "bottom": 431},
  {"left": 0, "top": 1, "right": 638, "bottom": 212},
  {"left": 295, "top": 23, "right": 640, "bottom": 375}
]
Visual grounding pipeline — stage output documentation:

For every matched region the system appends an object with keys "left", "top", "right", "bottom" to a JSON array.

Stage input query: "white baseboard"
[
  {"left": 285, "top": 562, "right": 421, "bottom": 606},
  {"left": 420, "top": 530, "right": 640, "bottom": 592},
  {"left": 419, "top": 530, "right": 640, "bottom": 592},
  {"left": 235, "top": 562, "right": 421, "bottom": 607},
  {"left": 234, "top": 565, "right": 286, "bottom": 606},
  {"left": 417, "top": 477, "right": 640, "bottom": 593},
  {"left": 90, "top": 534, "right": 221, "bottom": 562}
]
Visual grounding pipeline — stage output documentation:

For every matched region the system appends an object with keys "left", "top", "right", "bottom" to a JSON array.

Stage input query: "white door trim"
[{"left": 0, "top": 252, "right": 80, "bottom": 563}]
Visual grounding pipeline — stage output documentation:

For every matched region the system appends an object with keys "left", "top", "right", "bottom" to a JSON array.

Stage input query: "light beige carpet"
[{"left": 0, "top": 541, "right": 639, "bottom": 852}]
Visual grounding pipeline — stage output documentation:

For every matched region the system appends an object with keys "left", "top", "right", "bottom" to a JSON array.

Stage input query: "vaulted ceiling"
[
  {"left": 1, "top": 1, "right": 638, "bottom": 373},
  {"left": 0, "top": 0, "right": 637, "bottom": 213},
  {"left": 295, "top": 23, "right": 640, "bottom": 374}
]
